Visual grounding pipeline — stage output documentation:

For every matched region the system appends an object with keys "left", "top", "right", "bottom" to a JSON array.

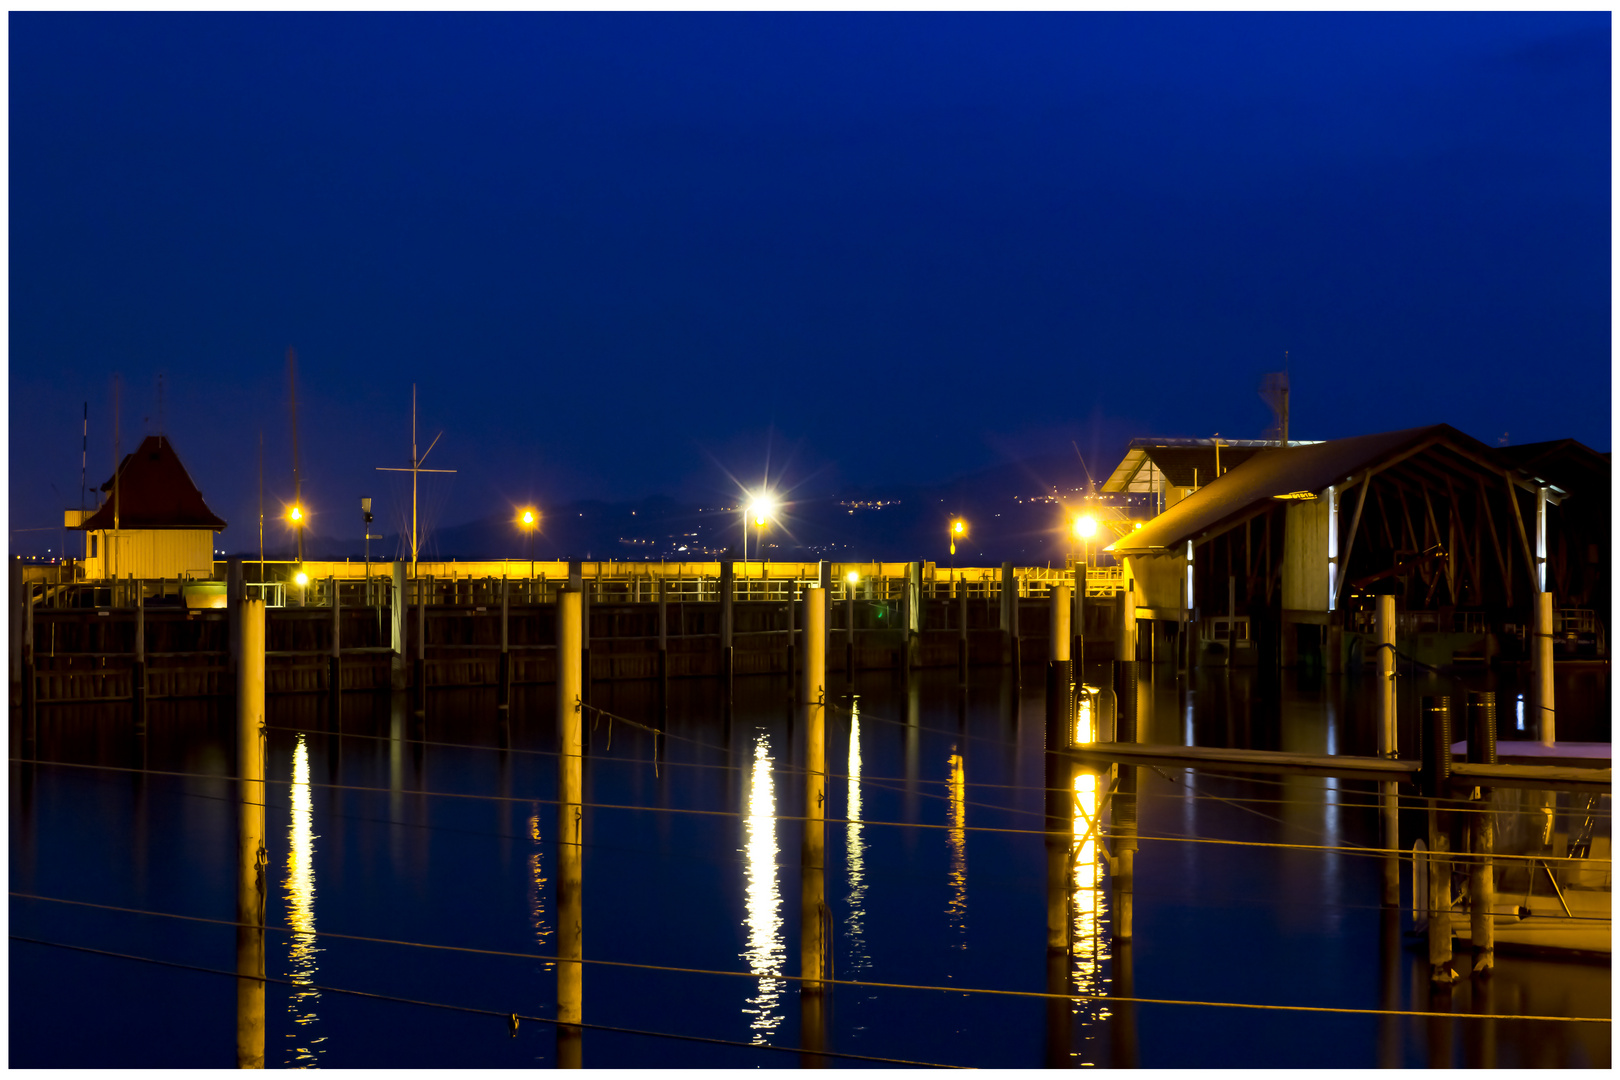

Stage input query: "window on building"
[{"left": 90, "top": 534, "right": 98, "bottom": 559}]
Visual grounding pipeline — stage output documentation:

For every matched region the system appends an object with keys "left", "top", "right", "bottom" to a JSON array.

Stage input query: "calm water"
[{"left": 10, "top": 662, "right": 1611, "bottom": 1068}]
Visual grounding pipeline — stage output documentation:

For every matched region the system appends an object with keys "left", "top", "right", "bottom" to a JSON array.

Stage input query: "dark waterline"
[{"left": 10, "top": 664, "right": 1610, "bottom": 1068}]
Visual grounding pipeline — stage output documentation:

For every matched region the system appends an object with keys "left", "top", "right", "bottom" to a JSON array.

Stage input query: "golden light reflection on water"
[
  {"left": 284, "top": 734, "right": 324, "bottom": 1066},
  {"left": 528, "top": 812, "right": 554, "bottom": 971},
  {"left": 844, "top": 705, "right": 870, "bottom": 974},
  {"left": 1070, "top": 770, "right": 1111, "bottom": 1043},
  {"left": 946, "top": 751, "right": 968, "bottom": 944},
  {"left": 741, "top": 735, "right": 785, "bottom": 1041}
]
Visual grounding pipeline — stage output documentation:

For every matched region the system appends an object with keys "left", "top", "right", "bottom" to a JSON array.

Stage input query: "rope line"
[
  {"left": 9, "top": 918, "right": 1607, "bottom": 1026},
  {"left": 7, "top": 935, "right": 962, "bottom": 1068},
  {"left": 11, "top": 756, "right": 1606, "bottom": 863}
]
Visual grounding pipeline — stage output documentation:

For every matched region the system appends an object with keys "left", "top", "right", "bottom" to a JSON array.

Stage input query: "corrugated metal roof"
[
  {"left": 1106, "top": 424, "right": 1485, "bottom": 554},
  {"left": 75, "top": 435, "right": 227, "bottom": 531}
]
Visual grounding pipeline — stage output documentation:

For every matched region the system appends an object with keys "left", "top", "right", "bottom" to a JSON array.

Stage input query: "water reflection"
[
  {"left": 284, "top": 734, "right": 323, "bottom": 1066},
  {"left": 844, "top": 704, "right": 869, "bottom": 975},
  {"left": 527, "top": 812, "right": 553, "bottom": 970},
  {"left": 1070, "top": 769, "right": 1111, "bottom": 1052},
  {"left": 740, "top": 734, "right": 785, "bottom": 1041},
  {"left": 946, "top": 750, "right": 968, "bottom": 944}
]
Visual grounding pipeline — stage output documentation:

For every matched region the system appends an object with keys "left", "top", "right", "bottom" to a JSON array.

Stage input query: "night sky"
[{"left": 9, "top": 13, "right": 1611, "bottom": 557}]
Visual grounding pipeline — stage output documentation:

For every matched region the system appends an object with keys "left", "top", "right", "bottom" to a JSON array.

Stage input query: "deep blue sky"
[{"left": 9, "top": 12, "right": 1611, "bottom": 554}]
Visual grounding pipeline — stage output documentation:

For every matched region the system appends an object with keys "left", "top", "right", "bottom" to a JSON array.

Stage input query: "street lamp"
[
  {"left": 518, "top": 507, "right": 539, "bottom": 583},
  {"left": 288, "top": 504, "right": 306, "bottom": 563},
  {"left": 743, "top": 492, "right": 776, "bottom": 565}
]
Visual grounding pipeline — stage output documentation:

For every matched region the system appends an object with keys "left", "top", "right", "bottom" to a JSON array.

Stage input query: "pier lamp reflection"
[
  {"left": 741, "top": 735, "right": 785, "bottom": 1041},
  {"left": 844, "top": 703, "right": 870, "bottom": 976},
  {"left": 284, "top": 734, "right": 324, "bottom": 1066},
  {"left": 946, "top": 751, "right": 968, "bottom": 944},
  {"left": 527, "top": 812, "right": 553, "bottom": 968},
  {"left": 1070, "top": 769, "right": 1112, "bottom": 1051}
]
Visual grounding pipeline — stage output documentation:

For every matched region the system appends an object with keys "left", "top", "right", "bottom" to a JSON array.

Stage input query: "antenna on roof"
[
  {"left": 80, "top": 402, "right": 87, "bottom": 515},
  {"left": 1071, "top": 441, "right": 1095, "bottom": 494},
  {"left": 1259, "top": 369, "right": 1290, "bottom": 447}
]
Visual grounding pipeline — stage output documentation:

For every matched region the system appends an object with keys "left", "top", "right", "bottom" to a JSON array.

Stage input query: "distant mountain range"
[{"left": 228, "top": 451, "right": 1151, "bottom": 566}]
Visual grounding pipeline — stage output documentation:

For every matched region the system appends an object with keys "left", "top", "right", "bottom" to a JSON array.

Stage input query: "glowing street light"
[
  {"left": 294, "top": 571, "right": 309, "bottom": 587},
  {"left": 287, "top": 504, "right": 307, "bottom": 564},
  {"left": 743, "top": 492, "right": 777, "bottom": 564},
  {"left": 518, "top": 507, "right": 539, "bottom": 582}
]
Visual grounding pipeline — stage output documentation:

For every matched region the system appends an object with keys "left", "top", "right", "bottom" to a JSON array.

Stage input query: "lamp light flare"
[
  {"left": 1073, "top": 514, "right": 1098, "bottom": 540},
  {"left": 845, "top": 570, "right": 860, "bottom": 585},
  {"left": 519, "top": 508, "right": 538, "bottom": 528},
  {"left": 294, "top": 571, "right": 309, "bottom": 587},
  {"left": 289, "top": 506, "right": 303, "bottom": 522}
]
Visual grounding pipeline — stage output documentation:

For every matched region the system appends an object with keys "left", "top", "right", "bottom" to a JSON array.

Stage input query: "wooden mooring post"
[
  {"left": 1535, "top": 590, "right": 1555, "bottom": 746},
  {"left": 413, "top": 574, "right": 427, "bottom": 717},
  {"left": 133, "top": 585, "right": 146, "bottom": 733},
  {"left": 1044, "top": 584, "right": 1074, "bottom": 1067},
  {"left": 720, "top": 560, "right": 734, "bottom": 704},
  {"left": 1377, "top": 595, "right": 1400, "bottom": 907},
  {"left": 236, "top": 597, "right": 266, "bottom": 1069},
  {"left": 497, "top": 576, "right": 510, "bottom": 712},
  {"left": 1421, "top": 694, "right": 1456, "bottom": 983},
  {"left": 556, "top": 587, "right": 584, "bottom": 1068},
  {"left": 390, "top": 561, "right": 406, "bottom": 692},
  {"left": 328, "top": 576, "right": 341, "bottom": 725},
  {"left": 1001, "top": 563, "right": 1020, "bottom": 680},
  {"left": 656, "top": 576, "right": 669, "bottom": 720},
  {"left": 1466, "top": 690, "right": 1496, "bottom": 975},
  {"left": 800, "top": 585, "right": 828, "bottom": 1066},
  {"left": 957, "top": 575, "right": 969, "bottom": 687}
]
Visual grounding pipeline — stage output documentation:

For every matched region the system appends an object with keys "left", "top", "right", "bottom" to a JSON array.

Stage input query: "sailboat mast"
[
  {"left": 289, "top": 347, "right": 303, "bottom": 562},
  {"left": 412, "top": 383, "right": 419, "bottom": 570}
]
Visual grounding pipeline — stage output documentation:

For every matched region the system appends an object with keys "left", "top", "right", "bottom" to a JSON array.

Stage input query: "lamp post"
[
  {"left": 519, "top": 508, "right": 539, "bottom": 583},
  {"left": 743, "top": 492, "right": 776, "bottom": 570},
  {"left": 949, "top": 518, "right": 967, "bottom": 570},
  {"left": 288, "top": 505, "right": 306, "bottom": 564}
]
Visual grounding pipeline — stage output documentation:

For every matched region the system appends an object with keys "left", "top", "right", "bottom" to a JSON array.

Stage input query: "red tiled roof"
[{"left": 74, "top": 435, "right": 227, "bottom": 531}]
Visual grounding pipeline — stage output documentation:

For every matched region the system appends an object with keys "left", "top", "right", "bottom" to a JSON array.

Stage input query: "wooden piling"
[
  {"left": 1422, "top": 695, "right": 1455, "bottom": 982},
  {"left": 801, "top": 585, "right": 828, "bottom": 1002},
  {"left": 133, "top": 586, "right": 146, "bottom": 731},
  {"left": 498, "top": 576, "right": 511, "bottom": 711},
  {"left": 656, "top": 576, "right": 669, "bottom": 719},
  {"left": 556, "top": 587, "right": 584, "bottom": 1068},
  {"left": 957, "top": 576, "right": 969, "bottom": 686},
  {"left": 413, "top": 573, "right": 427, "bottom": 716},
  {"left": 1378, "top": 595, "right": 1400, "bottom": 907},
  {"left": 845, "top": 572, "right": 855, "bottom": 683},
  {"left": 328, "top": 576, "right": 341, "bottom": 723},
  {"left": 720, "top": 560, "right": 734, "bottom": 702},
  {"left": 236, "top": 597, "right": 266, "bottom": 1069},
  {"left": 1535, "top": 590, "right": 1555, "bottom": 746},
  {"left": 390, "top": 561, "right": 406, "bottom": 692},
  {"left": 22, "top": 581, "right": 37, "bottom": 746},
  {"left": 1115, "top": 585, "right": 1138, "bottom": 744},
  {"left": 1467, "top": 691, "right": 1496, "bottom": 974},
  {"left": 1001, "top": 563, "right": 1019, "bottom": 677}
]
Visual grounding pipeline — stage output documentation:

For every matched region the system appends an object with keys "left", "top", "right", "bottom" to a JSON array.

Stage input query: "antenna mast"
[
  {"left": 258, "top": 431, "right": 266, "bottom": 582},
  {"left": 288, "top": 347, "right": 304, "bottom": 562},
  {"left": 80, "top": 402, "right": 87, "bottom": 514},
  {"left": 376, "top": 383, "right": 455, "bottom": 577}
]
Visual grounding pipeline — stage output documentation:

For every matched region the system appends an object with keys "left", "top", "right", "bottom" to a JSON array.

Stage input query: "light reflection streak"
[
  {"left": 946, "top": 751, "right": 968, "bottom": 944},
  {"left": 741, "top": 735, "right": 785, "bottom": 1040},
  {"left": 528, "top": 812, "right": 554, "bottom": 971},
  {"left": 1070, "top": 770, "right": 1111, "bottom": 1051},
  {"left": 284, "top": 735, "right": 323, "bottom": 1066},
  {"left": 844, "top": 706, "right": 870, "bottom": 975}
]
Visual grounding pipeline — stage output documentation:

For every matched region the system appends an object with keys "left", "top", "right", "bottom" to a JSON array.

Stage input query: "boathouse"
[
  {"left": 1106, "top": 424, "right": 1608, "bottom": 669},
  {"left": 1100, "top": 436, "right": 1310, "bottom": 515},
  {"left": 65, "top": 435, "right": 227, "bottom": 580}
]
